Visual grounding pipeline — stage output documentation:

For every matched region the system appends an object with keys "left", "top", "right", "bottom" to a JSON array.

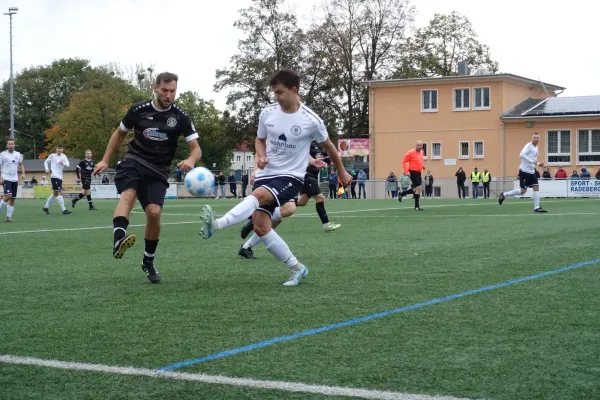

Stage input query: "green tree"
[
  {"left": 393, "top": 11, "right": 499, "bottom": 78},
  {"left": 175, "top": 91, "right": 235, "bottom": 171},
  {"left": 44, "top": 86, "right": 133, "bottom": 166}
]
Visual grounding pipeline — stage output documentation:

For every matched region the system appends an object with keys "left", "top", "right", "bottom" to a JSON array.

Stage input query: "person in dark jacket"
[
  {"left": 217, "top": 171, "right": 226, "bottom": 199},
  {"left": 328, "top": 170, "right": 338, "bottom": 199},
  {"left": 228, "top": 172, "right": 237, "bottom": 198},
  {"left": 455, "top": 167, "right": 466, "bottom": 198},
  {"left": 350, "top": 170, "right": 357, "bottom": 199},
  {"left": 241, "top": 172, "right": 249, "bottom": 198}
]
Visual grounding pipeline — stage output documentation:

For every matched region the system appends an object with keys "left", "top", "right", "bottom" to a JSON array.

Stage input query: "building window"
[
  {"left": 473, "top": 87, "right": 490, "bottom": 110},
  {"left": 474, "top": 141, "right": 484, "bottom": 158},
  {"left": 432, "top": 142, "right": 442, "bottom": 159},
  {"left": 459, "top": 141, "right": 469, "bottom": 159},
  {"left": 421, "top": 142, "right": 428, "bottom": 159},
  {"left": 236, "top": 155, "right": 241, "bottom": 162},
  {"left": 246, "top": 155, "right": 252, "bottom": 162},
  {"left": 547, "top": 130, "right": 571, "bottom": 164},
  {"left": 422, "top": 89, "right": 438, "bottom": 112},
  {"left": 578, "top": 129, "right": 600, "bottom": 164},
  {"left": 453, "top": 88, "right": 470, "bottom": 111}
]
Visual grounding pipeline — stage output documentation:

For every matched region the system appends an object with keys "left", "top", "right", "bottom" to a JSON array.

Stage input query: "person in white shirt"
[
  {"left": 199, "top": 69, "right": 352, "bottom": 286},
  {"left": 498, "top": 132, "right": 547, "bottom": 212},
  {"left": 0, "top": 138, "right": 26, "bottom": 222},
  {"left": 42, "top": 144, "right": 72, "bottom": 215}
]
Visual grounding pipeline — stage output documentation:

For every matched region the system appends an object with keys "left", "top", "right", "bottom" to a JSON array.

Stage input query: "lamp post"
[
  {"left": 4, "top": 7, "right": 18, "bottom": 139},
  {"left": 11, "top": 129, "right": 36, "bottom": 159}
]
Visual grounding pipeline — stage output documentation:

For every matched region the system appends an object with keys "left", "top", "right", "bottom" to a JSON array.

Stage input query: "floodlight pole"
[{"left": 4, "top": 7, "right": 18, "bottom": 139}]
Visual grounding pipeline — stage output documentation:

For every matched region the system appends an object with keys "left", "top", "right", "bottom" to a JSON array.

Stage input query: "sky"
[{"left": 0, "top": 0, "right": 598, "bottom": 111}]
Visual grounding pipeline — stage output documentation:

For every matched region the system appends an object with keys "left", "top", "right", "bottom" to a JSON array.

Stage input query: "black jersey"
[
  {"left": 76, "top": 159, "right": 95, "bottom": 181},
  {"left": 119, "top": 100, "right": 198, "bottom": 177},
  {"left": 306, "top": 140, "right": 331, "bottom": 176}
]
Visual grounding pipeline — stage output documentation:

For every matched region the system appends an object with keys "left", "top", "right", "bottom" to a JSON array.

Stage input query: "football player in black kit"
[
  {"left": 93, "top": 72, "right": 202, "bottom": 283},
  {"left": 73, "top": 149, "right": 97, "bottom": 210}
]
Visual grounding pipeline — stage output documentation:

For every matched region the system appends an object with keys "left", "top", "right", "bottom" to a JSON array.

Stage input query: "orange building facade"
[{"left": 362, "top": 74, "right": 600, "bottom": 181}]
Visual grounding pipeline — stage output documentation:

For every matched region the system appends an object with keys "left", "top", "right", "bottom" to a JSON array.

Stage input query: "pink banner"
[{"left": 338, "top": 138, "right": 369, "bottom": 157}]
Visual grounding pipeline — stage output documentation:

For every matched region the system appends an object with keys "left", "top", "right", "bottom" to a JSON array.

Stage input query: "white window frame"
[
  {"left": 246, "top": 155, "right": 252, "bottom": 162},
  {"left": 546, "top": 129, "right": 571, "bottom": 165},
  {"left": 236, "top": 155, "right": 241, "bottom": 162},
  {"left": 421, "top": 89, "right": 438, "bottom": 112},
  {"left": 459, "top": 141, "right": 470, "bottom": 159},
  {"left": 473, "top": 140, "right": 484, "bottom": 159},
  {"left": 431, "top": 142, "right": 442, "bottom": 160},
  {"left": 576, "top": 128, "right": 600, "bottom": 165},
  {"left": 473, "top": 87, "right": 491, "bottom": 110},
  {"left": 453, "top": 88, "right": 470, "bottom": 111}
]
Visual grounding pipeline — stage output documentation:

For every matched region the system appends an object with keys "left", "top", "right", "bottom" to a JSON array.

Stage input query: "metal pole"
[{"left": 9, "top": 12, "right": 14, "bottom": 139}]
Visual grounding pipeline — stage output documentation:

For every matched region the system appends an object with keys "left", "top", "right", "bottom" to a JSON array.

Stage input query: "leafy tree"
[
  {"left": 393, "top": 11, "right": 499, "bottom": 78},
  {"left": 44, "top": 86, "right": 132, "bottom": 166},
  {"left": 175, "top": 91, "right": 235, "bottom": 171}
]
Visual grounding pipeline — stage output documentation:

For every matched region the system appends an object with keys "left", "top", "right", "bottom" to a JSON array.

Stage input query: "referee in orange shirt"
[{"left": 398, "top": 140, "right": 425, "bottom": 211}]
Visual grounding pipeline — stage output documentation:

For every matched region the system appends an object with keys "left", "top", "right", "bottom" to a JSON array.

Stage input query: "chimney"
[{"left": 457, "top": 61, "right": 469, "bottom": 76}]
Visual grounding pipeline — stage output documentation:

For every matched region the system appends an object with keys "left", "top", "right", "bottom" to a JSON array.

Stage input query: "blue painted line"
[{"left": 157, "top": 258, "right": 600, "bottom": 371}]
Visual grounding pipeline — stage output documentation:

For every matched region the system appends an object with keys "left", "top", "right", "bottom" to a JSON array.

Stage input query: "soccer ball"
[{"left": 185, "top": 167, "right": 215, "bottom": 197}]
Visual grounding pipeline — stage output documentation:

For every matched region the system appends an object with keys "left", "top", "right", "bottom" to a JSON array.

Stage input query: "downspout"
[
  {"left": 369, "top": 84, "right": 375, "bottom": 199},
  {"left": 502, "top": 121, "right": 506, "bottom": 183}
]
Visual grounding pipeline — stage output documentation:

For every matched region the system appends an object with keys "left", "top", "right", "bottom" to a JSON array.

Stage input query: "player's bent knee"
[
  {"left": 314, "top": 194, "right": 325, "bottom": 203},
  {"left": 252, "top": 187, "right": 275, "bottom": 206},
  {"left": 145, "top": 205, "right": 162, "bottom": 220}
]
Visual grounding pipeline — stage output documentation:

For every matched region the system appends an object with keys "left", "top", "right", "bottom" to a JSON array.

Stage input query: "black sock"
[
  {"left": 87, "top": 194, "right": 93, "bottom": 207},
  {"left": 113, "top": 216, "right": 129, "bottom": 244},
  {"left": 74, "top": 193, "right": 84, "bottom": 203},
  {"left": 143, "top": 239, "right": 159, "bottom": 264},
  {"left": 414, "top": 194, "right": 420, "bottom": 208},
  {"left": 401, "top": 188, "right": 414, "bottom": 196},
  {"left": 315, "top": 201, "right": 329, "bottom": 224}
]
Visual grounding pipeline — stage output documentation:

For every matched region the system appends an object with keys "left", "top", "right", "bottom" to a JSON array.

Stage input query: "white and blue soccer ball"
[{"left": 185, "top": 167, "right": 215, "bottom": 197}]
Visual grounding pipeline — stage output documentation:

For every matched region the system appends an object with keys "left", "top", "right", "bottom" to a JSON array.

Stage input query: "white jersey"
[
  {"left": 256, "top": 103, "right": 329, "bottom": 180},
  {"left": 0, "top": 150, "right": 23, "bottom": 182},
  {"left": 519, "top": 142, "right": 538, "bottom": 174},
  {"left": 44, "top": 153, "right": 70, "bottom": 180}
]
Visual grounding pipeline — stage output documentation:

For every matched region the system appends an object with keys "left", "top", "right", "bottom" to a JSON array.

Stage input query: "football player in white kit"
[
  {"left": 498, "top": 132, "right": 547, "bottom": 212},
  {"left": 200, "top": 69, "right": 352, "bottom": 286},
  {"left": 0, "top": 138, "right": 26, "bottom": 222},
  {"left": 43, "top": 144, "right": 72, "bottom": 215}
]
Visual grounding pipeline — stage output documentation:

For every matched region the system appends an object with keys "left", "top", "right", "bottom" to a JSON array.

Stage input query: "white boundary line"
[
  {"left": 0, "top": 355, "right": 475, "bottom": 400},
  {"left": 2, "top": 201, "right": 595, "bottom": 235}
]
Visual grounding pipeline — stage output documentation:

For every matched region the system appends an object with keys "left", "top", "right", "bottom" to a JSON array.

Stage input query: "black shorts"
[
  {"left": 51, "top": 178, "right": 63, "bottom": 191},
  {"left": 519, "top": 169, "right": 539, "bottom": 189},
  {"left": 409, "top": 170, "right": 422, "bottom": 188},
  {"left": 2, "top": 180, "right": 18, "bottom": 197},
  {"left": 81, "top": 179, "right": 91, "bottom": 190},
  {"left": 300, "top": 173, "right": 321, "bottom": 197},
  {"left": 114, "top": 158, "right": 169, "bottom": 209},
  {"left": 253, "top": 175, "right": 303, "bottom": 216}
]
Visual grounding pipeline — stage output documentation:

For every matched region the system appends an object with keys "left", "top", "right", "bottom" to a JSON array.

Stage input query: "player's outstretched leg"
[
  {"left": 43, "top": 194, "right": 55, "bottom": 214},
  {"left": 112, "top": 189, "right": 137, "bottom": 260},
  {"left": 315, "top": 198, "right": 340, "bottom": 232},
  {"left": 532, "top": 186, "right": 547, "bottom": 213},
  {"left": 398, "top": 188, "right": 414, "bottom": 202},
  {"left": 498, "top": 188, "right": 523, "bottom": 205},
  {"left": 72, "top": 193, "right": 84, "bottom": 208},
  {"left": 200, "top": 192, "right": 263, "bottom": 239}
]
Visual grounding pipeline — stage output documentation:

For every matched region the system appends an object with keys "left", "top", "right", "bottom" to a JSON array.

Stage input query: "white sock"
[
  {"left": 6, "top": 205, "right": 14, "bottom": 218},
  {"left": 323, "top": 222, "right": 329, "bottom": 228},
  {"left": 533, "top": 191, "right": 540, "bottom": 209},
  {"left": 272, "top": 207, "right": 282, "bottom": 222},
  {"left": 0, "top": 199, "right": 6, "bottom": 210},
  {"left": 260, "top": 229, "right": 298, "bottom": 268},
  {"left": 243, "top": 233, "right": 262, "bottom": 249},
  {"left": 503, "top": 188, "right": 522, "bottom": 197},
  {"left": 44, "top": 194, "right": 55, "bottom": 208},
  {"left": 216, "top": 195, "right": 259, "bottom": 230},
  {"left": 57, "top": 196, "right": 66, "bottom": 211}
]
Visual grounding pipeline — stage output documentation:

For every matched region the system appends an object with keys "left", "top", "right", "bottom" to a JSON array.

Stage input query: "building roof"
[
  {"left": 234, "top": 142, "right": 251, "bottom": 152},
  {"left": 502, "top": 96, "right": 600, "bottom": 120},
  {"left": 360, "top": 73, "right": 565, "bottom": 92}
]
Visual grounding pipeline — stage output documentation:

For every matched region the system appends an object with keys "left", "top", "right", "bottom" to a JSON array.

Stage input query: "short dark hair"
[
  {"left": 156, "top": 72, "right": 178, "bottom": 85},
  {"left": 57, "top": 144, "right": 63, "bottom": 148},
  {"left": 7, "top": 138, "right": 14, "bottom": 143},
  {"left": 269, "top": 69, "right": 300, "bottom": 90}
]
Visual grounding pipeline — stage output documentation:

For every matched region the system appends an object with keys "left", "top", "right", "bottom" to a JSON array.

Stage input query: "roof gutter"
[{"left": 501, "top": 114, "right": 600, "bottom": 121}]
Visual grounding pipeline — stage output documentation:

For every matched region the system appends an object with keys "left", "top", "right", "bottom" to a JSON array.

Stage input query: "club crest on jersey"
[
  {"left": 167, "top": 117, "right": 177, "bottom": 127},
  {"left": 143, "top": 128, "right": 169, "bottom": 141},
  {"left": 290, "top": 125, "right": 302, "bottom": 136}
]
